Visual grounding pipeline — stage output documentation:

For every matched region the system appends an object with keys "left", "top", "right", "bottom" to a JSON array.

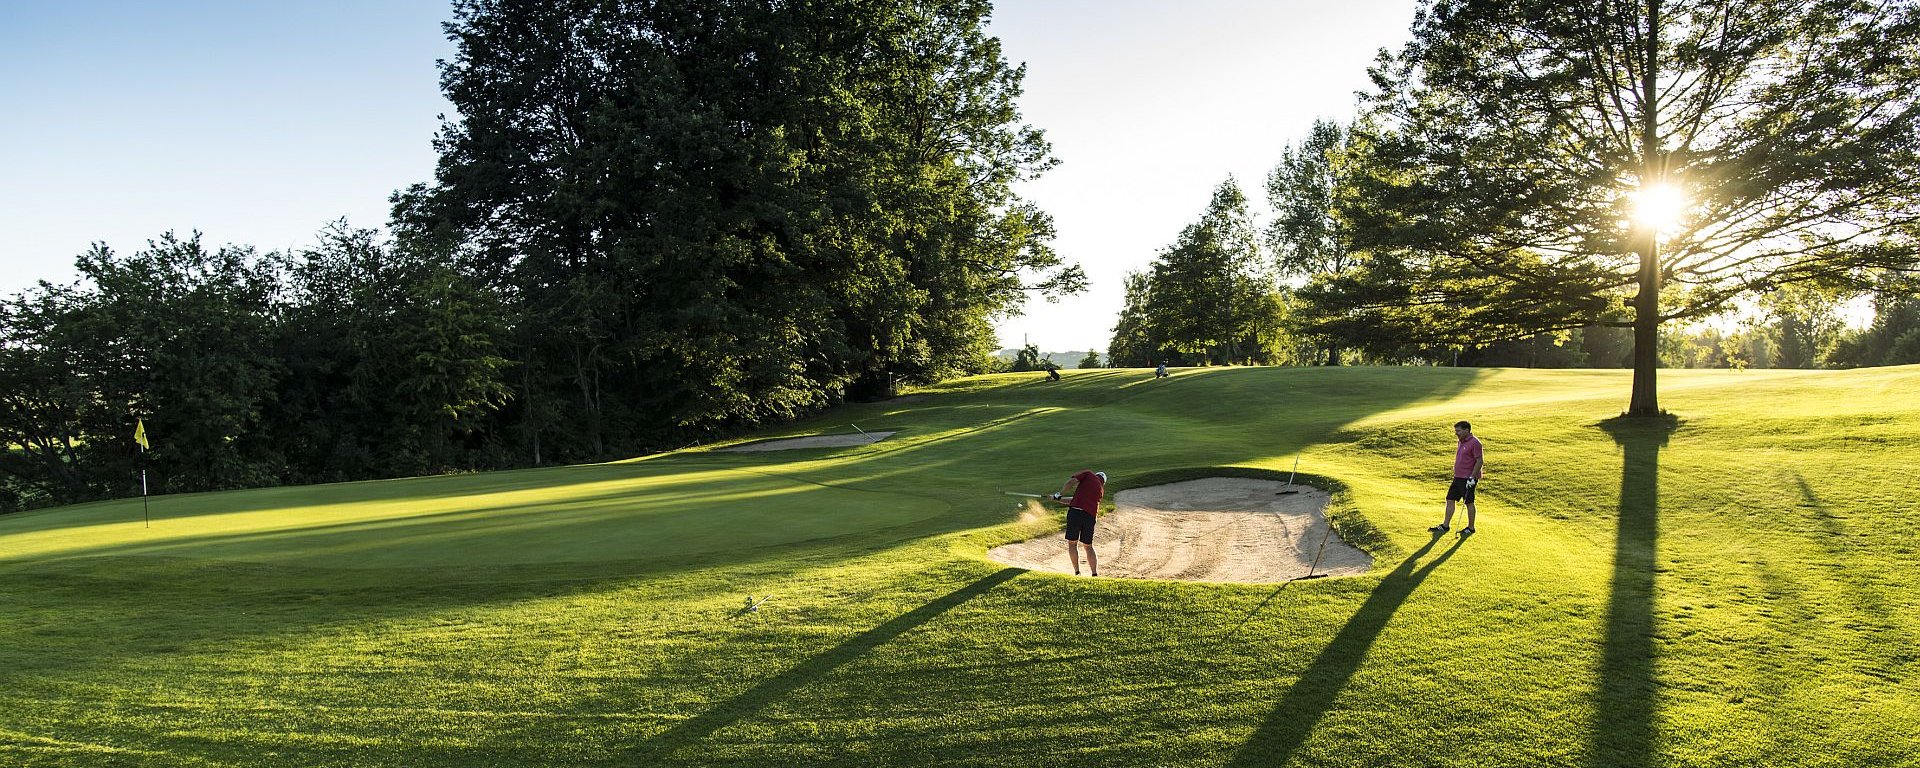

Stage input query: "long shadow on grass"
[
  {"left": 1588, "top": 415, "right": 1676, "bottom": 768},
  {"left": 1791, "top": 475, "right": 1906, "bottom": 632},
  {"left": 627, "top": 567, "right": 1022, "bottom": 763},
  {"left": 1226, "top": 533, "right": 1464, "bottom": 767}
]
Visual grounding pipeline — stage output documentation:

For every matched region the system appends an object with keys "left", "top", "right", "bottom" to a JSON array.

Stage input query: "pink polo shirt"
[{"left": 1454, "top": 436, "right": 1483, "bottom": 478}]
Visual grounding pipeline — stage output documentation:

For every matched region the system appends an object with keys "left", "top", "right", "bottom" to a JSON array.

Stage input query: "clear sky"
[
  {"left": 0, "top": 0, "right": 454, "bottom": 291},
  {"left": 1, "top": 0, "right": 1418, "bottom": 353},
  {"left": 987, "top": 1, "right": 1419, "bottom": 353}
]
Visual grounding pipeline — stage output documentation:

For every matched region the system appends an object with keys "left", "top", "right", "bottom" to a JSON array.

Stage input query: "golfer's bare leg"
[
  {"left": 1439, "top": 499, "right": 1457, "bottom": 529},
  {"left": 1085, "top": 545, "right": 1099, "bottom": 576},
  {"left": 1465, "top": 501, "right": 1476, "bottom": 529},
  {"left": 1067, "top": 541, "right": 1082, "bottom": 574}
]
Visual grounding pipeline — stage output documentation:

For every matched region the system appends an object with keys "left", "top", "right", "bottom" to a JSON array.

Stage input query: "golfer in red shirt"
[
  {"left": 1430, "top": 421, "right": 1483, "bottom": 535},
  {"left": 1050, "top": 470, "right": 1107, "bottom": 576}
]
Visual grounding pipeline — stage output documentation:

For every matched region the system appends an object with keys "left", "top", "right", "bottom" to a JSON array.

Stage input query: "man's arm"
[
  {"left": 1054, "top": 477, "right": 1079, "bottom": 501},
  {"left": 1472, "top": 443, "right": 1485, "bottom": 480}
]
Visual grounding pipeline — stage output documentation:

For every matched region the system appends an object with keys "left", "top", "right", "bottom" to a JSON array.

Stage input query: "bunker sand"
[{"left": 988, "top": 478, "right": 1372, "bottom": 582}]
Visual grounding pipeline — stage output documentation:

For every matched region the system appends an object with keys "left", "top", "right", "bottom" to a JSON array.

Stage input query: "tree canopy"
[{"left": 394, "top": 0, "right": 1080, "bottom": 456}]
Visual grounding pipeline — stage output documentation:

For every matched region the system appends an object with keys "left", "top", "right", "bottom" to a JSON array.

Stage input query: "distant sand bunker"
[
  {"left": 988, "top": 478, "right": 1372, "bottom": 583},
  {"left": 718, "top": 432, "right": 895, "bottom": 452}
]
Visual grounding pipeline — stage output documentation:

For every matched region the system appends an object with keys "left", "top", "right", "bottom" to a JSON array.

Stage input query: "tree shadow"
[
  {"left": 1786, "top": 474, "right": 1913, "bottom": 651},
  {"left": 1589, "top": 414, "right": 1678, "bottom": 768},
  {"left": 1226, "top": 533, "right": 1465, "bottom": 767},
  {"left": 624, "top": 567, "right": 1022, "bottom": 764}
]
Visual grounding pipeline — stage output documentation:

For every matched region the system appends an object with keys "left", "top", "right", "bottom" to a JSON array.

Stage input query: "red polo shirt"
[{"left": 1069, "top": 470, "right": 1105, "bottom": 515}]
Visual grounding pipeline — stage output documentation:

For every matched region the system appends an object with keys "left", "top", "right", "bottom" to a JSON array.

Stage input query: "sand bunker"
[
  {"left": 718, "top": 431, "right": 895, "bottom": 452},
  {"left": 987, "top": 478, "right": 1372, "bottom": 583}
]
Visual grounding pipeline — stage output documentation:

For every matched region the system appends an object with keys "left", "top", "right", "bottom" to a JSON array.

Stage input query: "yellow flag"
[{"left": 134, "top": 419, "right": 149, "bottom": 450}]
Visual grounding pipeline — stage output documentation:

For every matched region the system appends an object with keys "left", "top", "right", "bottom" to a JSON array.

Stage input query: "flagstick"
[{"left": 140, "top": 444, "right": 150, "bottom": 528}]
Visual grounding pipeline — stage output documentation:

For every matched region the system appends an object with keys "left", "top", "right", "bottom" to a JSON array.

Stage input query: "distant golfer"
[
  {"left": 1430, "top": 421, "right": 1483, "bottom": 535},
  {"left": 1050, "top": 470, "right": 1107, "bottom": 576},
  {"left": 1154, "top": 362, "right": 1169, "bottom": 378}
]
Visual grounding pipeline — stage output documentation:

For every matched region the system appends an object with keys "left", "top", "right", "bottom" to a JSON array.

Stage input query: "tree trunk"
[
  {"left": 1628, "top": 250, "right": 1662, "bottom": 415},
  {"left": 1326, "top": 347, "right": 1342, "bottom": 366},
  {"left": 1628, "top": 0, "right": 1664, "bottom": 417},
  {"left": 573, "top": 343, "right": 603, "bottom": 458}
]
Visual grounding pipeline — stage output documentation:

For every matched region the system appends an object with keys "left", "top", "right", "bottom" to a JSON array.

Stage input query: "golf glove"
[
  {"left": 1465, "top": 478, "right": 1477, "bottom": 488},
  {"left": 1051, "top": 493, "right": 1062, "bottom": 500}
]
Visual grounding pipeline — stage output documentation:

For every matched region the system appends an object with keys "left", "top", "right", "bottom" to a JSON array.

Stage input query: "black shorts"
[
  {"left": 1446, "top": 477, "right": 1477, "bottom": 503},
  {"left": 1063, "top": 507, "right": 1096, "bottom": 543}
]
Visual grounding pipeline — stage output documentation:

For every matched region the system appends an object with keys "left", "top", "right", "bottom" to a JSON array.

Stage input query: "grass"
[{"left": 2, "top": 365, "right": 1917, "bottom": 767}]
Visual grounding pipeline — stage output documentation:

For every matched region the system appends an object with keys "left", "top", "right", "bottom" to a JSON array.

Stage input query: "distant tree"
[
  {"left": 1463, "top": 331, "right": 1590, "bottom": 368},
  {"left": 1077, "top": 349, "right": 1102, "bottom": 369},
  {"left": 1011, "top": 343, "right": 1042, "bottom": 372},
  {"left": 1140, "top": 179, "right": 1272, "bottom": 365},
  {"left": 1334, "top": 0, "right": 1920, "bottom": 415},
  {"left": 1754, "top": 282, "right": 1849, "bottom": 369},
  {"left": 1267, "top": 119, "right": 1362, "bottom": 365},
  {"left": 1578, "top": 325, "right": 1635, "bottom": 369},
  {"left": 1108, "top": 272, "right": 1171, "bottom": 367},
  {"left": 1830, "top": 274, "right": 1920, "bottom": 367}
]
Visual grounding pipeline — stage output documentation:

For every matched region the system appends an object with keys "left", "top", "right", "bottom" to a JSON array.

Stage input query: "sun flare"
[{"left": 1631, "top": 182, "right": 1690, "bottom": 233}]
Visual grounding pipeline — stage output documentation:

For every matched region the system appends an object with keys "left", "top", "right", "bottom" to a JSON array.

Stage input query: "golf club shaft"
[{"left": 1002, "top": 491, "right": 1044, "bottom": 498}]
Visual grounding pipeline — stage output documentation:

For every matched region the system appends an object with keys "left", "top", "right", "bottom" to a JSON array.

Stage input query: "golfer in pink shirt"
[{"left": 1429, "top": 420, "right": 1483, "bottom": 535}]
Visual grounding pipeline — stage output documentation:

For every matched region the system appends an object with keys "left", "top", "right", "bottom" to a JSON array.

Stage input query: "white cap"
[{"left": 1094, "top": 471, "right": 1107, "bottom": 482}]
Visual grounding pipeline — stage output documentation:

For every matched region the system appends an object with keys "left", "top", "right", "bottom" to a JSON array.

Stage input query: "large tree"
[
  {"left": 1266, "top": 118, "right": 1362, "bottom": 365},
  {"left": 395, "top": 0, "right": 1078, "bottom": 455},
  {"left": 1335, "top": 0, "right": 1920, "bottom": 414}
]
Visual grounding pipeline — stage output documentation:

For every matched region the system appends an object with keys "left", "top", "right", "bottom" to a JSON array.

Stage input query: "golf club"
[
  {"left": 1002, "top": 491, "right": 1045, "bottom": 498},
  {"left": 850, "top": 423, "right": 871, "bottom": 438}
]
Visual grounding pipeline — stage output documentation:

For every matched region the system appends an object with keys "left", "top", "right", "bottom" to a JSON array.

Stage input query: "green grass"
[{"left": 2, "top": 365, "right": 1917, "bottom": 767}]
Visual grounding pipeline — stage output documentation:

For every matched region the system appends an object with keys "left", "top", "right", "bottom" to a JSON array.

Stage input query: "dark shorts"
[
  {"left": 1063, "top": 507, "right": 1096, "bottom": 543},
  {"left": 1446, "top": 477, "right": 1477, "bottom": 503}
]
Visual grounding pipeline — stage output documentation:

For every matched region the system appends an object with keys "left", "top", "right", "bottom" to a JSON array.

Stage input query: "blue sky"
[
  {"left": 1, "top": 0, "right": 1419, "bottom": 351},
  {"left": 0, "top": 1, "right": 453, "bottom": 286}
]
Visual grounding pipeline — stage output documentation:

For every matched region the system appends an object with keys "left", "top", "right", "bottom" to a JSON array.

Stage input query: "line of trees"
[
  {"left": 0, "top": 227, "right": 512, "bottom": 509},
  {"left": 0, "top": 0, "right": 1079, "bottom": 512}
]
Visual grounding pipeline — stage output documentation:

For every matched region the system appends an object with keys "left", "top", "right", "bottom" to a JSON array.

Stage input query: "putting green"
[{"left": 1, "top": 365, "right": 1916, "bottom": 767}]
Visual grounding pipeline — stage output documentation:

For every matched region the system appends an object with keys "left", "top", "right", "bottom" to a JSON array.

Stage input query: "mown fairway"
[{"left": 2, "top": 366, "right": 1916, "bottom": 767}]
